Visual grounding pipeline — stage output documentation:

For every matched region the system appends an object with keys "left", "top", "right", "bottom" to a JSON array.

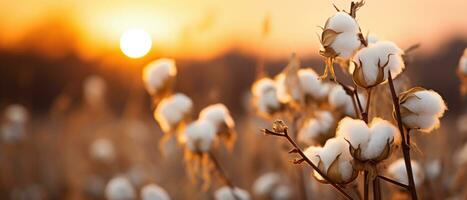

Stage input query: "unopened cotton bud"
[
  {"left": 154, "top": 93, "right": 193, "bottom": 133},
  {"left": 142, "top": 58, "right": 177, "bottom": 97},
  {"left": 328, "top": 85, "right": 366, "bottom": 117},
  {"left": 398, "top": 87, "right": 447, "bottom": 132},
  {"left": 214, "top": 187, "right": 250, "bottom": 200},
  {"left": 105, "top": 176, "right": 136, "bottom": 200},
  {"left": 320, "top": 12, "right": 361, "bottom": 59},
  {"left": 184, "top": 120, "right": 216, "bottom": 153},
  {"left": 252, "top": 78, "right": 283, "bottom": 116},
  {"left": 83, "top": 75, "right": 106, "bottom": 107},
  {"left": 272, "top": 120, "right": 288, "bottom": 133},
  {"left": 298, "top": 111, "right": 335, "bottom": 145},
  {"left": 387, "top": 159, "right": 424, "bottom": 188},
  {"left": 90, "top": 138, "right": 116, "bottom": 163},
  {"left": 141, "top": 184, "right": 171, "bottom": 200},
  {"left": 304, "top": 137, "right": 357, "bottom": 184},
  {"left": 352, "top": 41, "right": 405, "bottom": 88},
  {"left": 336, "top": 117, "right": 401, "bottom": 162}
]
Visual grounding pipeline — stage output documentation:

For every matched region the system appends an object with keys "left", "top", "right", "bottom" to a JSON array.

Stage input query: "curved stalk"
[{"left": 209, "top": 151, "right": 240, "bottom": 200}]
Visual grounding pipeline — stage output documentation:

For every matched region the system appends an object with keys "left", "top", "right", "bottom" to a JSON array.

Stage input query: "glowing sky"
[{"left": 0, "top": 0, "right": 466, "bottom": 60}]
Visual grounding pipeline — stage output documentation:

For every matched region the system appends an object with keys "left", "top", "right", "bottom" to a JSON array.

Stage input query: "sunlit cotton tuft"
[
  {"left": 214, "top": 186, "right": 250, "bottom": 200},
  {"left": 252, "top": 78, "right": 283, "bottom": 116},
  {"left": 387, "top": 159, "right": 425, "bottom": 188},
  {"left": 199, "top": 104, "right": 236, "bottom": 149},
  {"left": 184, "top": 120, "right": 216, "bottom": 152},
  {"left": 298, "top": 68, "right": 332, "bottom": 102},
  {"left": 141, "top": 184, "right": 171, "bottom": 200},
  {"left": 154, "top": 93, "right": 193, "bottom": 134},
  {"left": 105, "top": 176, "right": 136, "bottom": 200},
  {"left": 143, "top": 58, "right": 177, "bottom": 97},
  {"left": 320, "top": 12, "right": 361, "bottom": 59},
  {"left": 328, "top": 84, "right": 366, "bottom": 117},
  {"left": 298, "top": 110, "right": 335, "bottom": 145}
]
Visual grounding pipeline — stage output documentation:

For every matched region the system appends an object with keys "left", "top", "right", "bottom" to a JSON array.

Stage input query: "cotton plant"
[
  {"left": 199, "top": 104, "right": 236, "bottom": 150},
  {"left": 336, "top": 117, "right": 401, "bottom": 163},
  {"left": 141, "top": 184, "right": 171, "bottom": 200},
  {"left": 1, "top": 104, "right": 29, "bottom": 143},
  {"left": 319, "top": 1, "right": 365, "bottom": 80},
  {"left": 142, "top": 58, "right": 177, "bottom": 102},
  {"left": 298, "top": 110, "right": 336, "bottom": 145},
  {"left": 89, "top": 138, "right": 116, "bottom": 164},
  {"left": 214, "top": 186, "right": 250, "bottom": 200},
  {"left": 397, "top": 87, "right": 447, "bottom": 132},
  {"left": 251, "top": 77, "right": 284, "bottom": 118},
  {"left": 253, "top": 172, "right": 292, "bottom": 200},
  {"left": 304, "top": 137, "right": 358, "bottom": 184},
  {"left": 274, "top": 53, "right": 304, "bottom": 107},
  {"left": 328, "top": 84, "right": 366, "bottom": 118},
  {"left": 105, "top": 176, "right": 136, "bottom": 200}
]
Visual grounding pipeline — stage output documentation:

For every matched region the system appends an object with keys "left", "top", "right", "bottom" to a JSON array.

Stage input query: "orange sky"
[{"left": 0, "top": 0, "right": 466, "bottom": 60}]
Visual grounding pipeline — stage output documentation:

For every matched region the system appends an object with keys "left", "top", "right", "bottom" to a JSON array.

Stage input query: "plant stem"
[
  {"left": 209, "top": 151, "right": 240, "bottom": 200},
  {"left": 364, "top": 171, "right": 369, "bottom": 200},
  {"left": 373, "top": 176, "right": 381, "bottom": 200},
  {"left": 377, "top": 175, "right": 409, "bottom": 189},
  {"left": 387, "top": 72, "right": 418, "bottom": 200},
  {"left": 263, "top": 128, "right": 354, "bottom": 200}
]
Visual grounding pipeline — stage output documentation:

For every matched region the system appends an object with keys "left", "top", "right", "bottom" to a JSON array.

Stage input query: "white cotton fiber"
[
  {"left": 154, "top": 93, "right": 193, "bottom": 133},
  {"left": 252, "top": 78, "right": 281, "bottom": 115},
  {"left": 253, "top": 172, "right": 281, "bottom": 196},
  {"left": 184, "top": 120, "right": 216, "bottom": 152},
  {"left": 298, "top": 111, "right": 335, "bottom": 144},
  {"left": 325, "top": 12, "right": 360, "bottom": 33},
  {"left": 105, "top": 176, "right": 136, "bottom": 200},
  {"left": 387, "top": 159, "right": 424, "bottom": 187},
  {"left": 141, "top": 184, "right": 171, "bottom": 200},
  {"left": 143, "top": 58, "right": 177, "bottom": 95},
  {"left": 425, "top": 160, "right": 441, "bottom": 180},
  {"left": 322, "top": 12, "right": 361, "bottom": 59},
  {"left": 199, "top": 104, "right": 235, "bottom": 132},
  {"left": 330, "top": 32, "right": 362, "bottom": 59},
  {"left": 454, "top": 142, "right": 467, "bottom": 166},
  {"left": 298, "top": 69, "right": 331, "bottom": 100},
  {"left": 4, "top": 104, "right": 28, "bottom": 124},
  {"left": 215, "top": 187, "right": 250, "bottom": 200},
  {"left": 275, "top": 73, "right": 302, "bottom": 104},
  {"left": 328, "top": 85, "right": 366, "bottom": 117},
  {"left": 90, "top": 138, "right": 115, "bottom": 163},
  {"left": 458, "top": 48, "right": 467, "bottom": 74}
]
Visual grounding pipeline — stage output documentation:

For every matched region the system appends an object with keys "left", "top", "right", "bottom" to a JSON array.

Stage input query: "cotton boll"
[
  {"left": 90, "top": 138, "right": 116, "bottom": 163},
  {"left": 454, "top": 142, "right": 467, "bottom": 166},
  {"left": 298, "top": 111, "right": 335, "bottom": 145},
  {"left": 320, "top": 12, "right": 361, "bottom": 59},
  {"left": 4, "top": 104, "right": 28, "bottom": 124},
  {"left": 184, "top": 120, "right": 216, "bottom": 152},
  {"left": 388, "top": 159, "right": 424, "bottom": 188},
  {"left": 275, "top": 73, "right": 302, "bottom": 104},
  {"left": 298, "top": 69, "right": 332, "bottom": 101},
  {"left": 154, "top": 93, "right": 193, "bottom": 133},
  {"left": 141, "top": 184, "right": 171, "bottom": 200},
  {"left": 199, "top": 104, "right": 235, "bottom": 133},
  {"left": 329, "top": 32, "right": 362, "bottom": 59},
  {"left": 352, "top": 41, "right": 405, "bottom": 88},
  {"left": 253, "top": 173, "right": 281, "bottom": 196},
  {"left": 215, "top": 187, "right": 250, "bottom": 200},
  {"left": 1, "top": 104, "right": 28, "bottom": 143},
  {"left": 399, "top": 88, "right": 447, "bottom": 132},
  {"left": 328, "top": 85, "right": 366, "bottom": 117},
  {"left": 336, "top": 117, "right": 400, "bottom": 162},
  {"left": 83, "top": 75, "right": 106, "bottom": 107},
  {"left": 142, "top": 58, "right": 177, "bottom": 96},
  {"left": 252, "top": 78, "right": 282, "bottom": 116},
  {"left": 304, "top": 137, "right": 356, "bottom": 184},
  {"left": 271, "top": 185, "right": 292, "bottom": 200},
  {"left": 105, "top": 176, "right": 136, "bottom": 200}
]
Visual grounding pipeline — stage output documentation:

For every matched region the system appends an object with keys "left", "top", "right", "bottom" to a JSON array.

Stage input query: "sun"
[{"left": 120, "top": 29, "right": 152, "bottom": 58}]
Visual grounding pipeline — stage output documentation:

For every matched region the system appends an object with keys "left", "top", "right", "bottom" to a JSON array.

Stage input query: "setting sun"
[{"left": 119, "top": 29, "right": 152, "bottom": 58}]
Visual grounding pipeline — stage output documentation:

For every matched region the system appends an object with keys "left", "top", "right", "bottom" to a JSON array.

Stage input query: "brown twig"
[
  {"left": 364, "top": 171, "right": 369, "bottom": 200},
  {"left": 387, "top": 72, "right": 418, "bottom": 200},
  {"left": 209, "top": 151, "right": 240, "bottom": 200},
  {"left": 377, "top": 175, "right": 409, "bottom": 189},
  {"left": 337, "top": 81, "right": 362, "bottom": 118},
  {"left": 262, "top": 128, "right": 354, "bottom": 200}
]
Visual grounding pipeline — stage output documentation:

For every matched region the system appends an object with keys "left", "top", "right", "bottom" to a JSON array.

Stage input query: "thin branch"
[
  {"left": 337, "top": 81, "right": 362, "bottom": 118},
  {"left": 209, "top": 151, "right": 240, "bottom": 200},
  {"left": 262, "top": 128, "right": 354, "bottom": 200},
  {"left": 377, "top": 175, "right": 409, "bottom": 189},
  {"left": 364, "top": 171, "right": 369, "bottom": 200},
  {"left": 387, "top": 72, "right": 418, "bottom": 200}
]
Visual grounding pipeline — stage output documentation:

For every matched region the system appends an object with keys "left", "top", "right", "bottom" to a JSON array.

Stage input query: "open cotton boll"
[
  {"left": 184, "top": 120, "right": 216, "bottom": 152},
  {"left": 271, "top": 185, "right": 292, "bottom": 200},
  {"left": 90, "top": 138, "right": 115, "bottom": 163},
  {"left": 399, "top": 88, "right": 447, "bottom": 132},
  {"left": 253, "top": 173, "right": 281, "bottom": 196},
  {"left": 199, "top": 104, "right": 235, "bottom": 132},
  {"left": 105, "top": 176, "right": 136, "bottom": 200},
  {"left": 329, "top": 32, "right": 362, "bottom": 59},
  {"left": 275, "top": 73, "right": 302, "bottom": 104},
  {"left": 298, "top": 111, "right": 335, "bottom": 145},
  {"left": 320, "top": 12, "right": 361, "bottom": 59},
  {"left": 337, "top": 117, "right": 400, "bottom": 162},
  {"left": 141, "top": 184, "right": 170, "bottom": 200},
  {"left": 328, "top": 85, "right": 366, "bottom": 117},
  {"left": 388, "top": 159, "right": 425, "bottom": 188},
  {"left": 1, "top": 104, "right": 28, "bottom": 143},
  {"left": 298, "top": 69, "right": 332, "bottom": 101},
  {"left": 4, "top": 104, "right": 28, "bottom": 124},
  {"left": 154, "top": 93, "right": 193, "bottom": 133},
  {"left": 325, "top": 12, "right": 360, "bottom": 33},
  {"left": 215, "top": 187, "right": 250, "bottom": 200},
  {"left": 252, "top": 78, "right": 282, "bottom": 116},
  {"left": 304, "top": 137, "right": 356, "bottom": 184},
  {"left": 425, "top": 160, "right": 442, "bottom": 180},
  {"left": 83, "top": 75, "right": 106, "bottom": 107},
  {"left": 142, "top": 58, "right": 177, "bottom": 96},
  {"left": 352, "top": 41, "right": 405, "bottom": 88}
]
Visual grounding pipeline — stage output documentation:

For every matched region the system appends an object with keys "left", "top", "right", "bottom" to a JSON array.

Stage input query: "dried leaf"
[{"left": 321, "top": 29, "right": 340, "bottom": 47}]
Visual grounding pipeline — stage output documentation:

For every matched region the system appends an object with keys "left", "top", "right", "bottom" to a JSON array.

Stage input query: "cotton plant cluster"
[
  {"left": 1, "top": 104, "right": 29, "bottom": 143},
  {"left": 143, "top": 58, "right": 240, "bottom": 192},
  {"left": 252, "top": 172, "right": 292, "bottom": 200},
  {"left": 398, "top": 87, "right": 447, "bottom": 132},
  {"left": 214, "top": 186, "right": 250, "bottom": 200},
  {"left": 336, "top": 117, "right": 401, "bottom": 162}
]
